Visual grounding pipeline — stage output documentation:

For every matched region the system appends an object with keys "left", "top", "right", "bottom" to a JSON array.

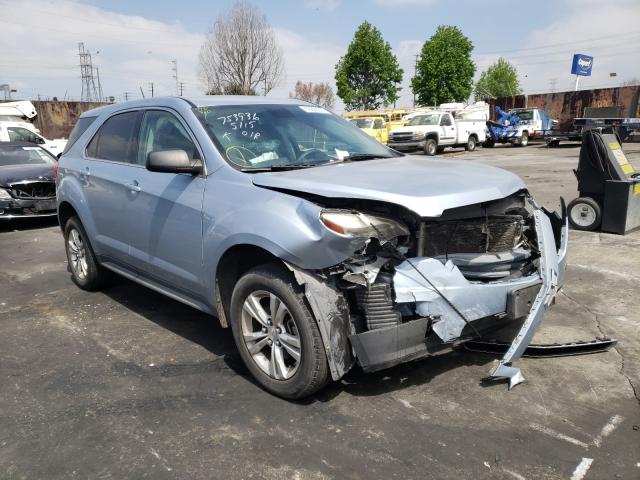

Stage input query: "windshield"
[
  {"left": 350, "top": 118, "right": 374, "bottom": 128},
  {"left": 0, "top": 146, "right": 56, "bottom": 167},
  {"left": 513, "top": 110, "right": 533, "bottom": 121},
  {"left": 407, "top": 114, "right": 440, "bottom": 126},
  {"left": 194, "top": 104, "right": 397, "bottom": 170}
]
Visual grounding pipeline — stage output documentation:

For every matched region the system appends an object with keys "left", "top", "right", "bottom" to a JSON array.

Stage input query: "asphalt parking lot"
[{"left": 1, "top": 142, "right": 639, "bottom": 479}]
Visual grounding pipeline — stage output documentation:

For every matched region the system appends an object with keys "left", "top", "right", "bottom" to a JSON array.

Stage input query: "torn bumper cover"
[{"left": 349, "top": 205, "right": 568, "bottom": 388}]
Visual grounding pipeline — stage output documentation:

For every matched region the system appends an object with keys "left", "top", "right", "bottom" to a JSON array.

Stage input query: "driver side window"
[
  {"left": 137, "top": 110, "right": 199, "bottom": 166},
  {"left": 440, "top": 115, "right": 452, "bottom": 126}
]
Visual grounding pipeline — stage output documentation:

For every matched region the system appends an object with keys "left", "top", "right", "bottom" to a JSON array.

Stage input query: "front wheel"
[
  {"left": 518, "top": 132, "right": 529, "bottom": 147},
  {"left": 424, "top": 138, "right": 437, "bottom": 156},
  {"left": 229, "top": 263, "right": 330, "bottom": 399}
]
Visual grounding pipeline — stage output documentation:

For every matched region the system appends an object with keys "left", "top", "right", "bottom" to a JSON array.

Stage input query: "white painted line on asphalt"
[
  {"left": 529, "top": 423, "right": 590, "bottom": 449},
  {"left": 570, "top": 457, "right": 594, "bottom": 480},
  {"left": 593, "top": 414, "right": 623, "bottom": 447}
]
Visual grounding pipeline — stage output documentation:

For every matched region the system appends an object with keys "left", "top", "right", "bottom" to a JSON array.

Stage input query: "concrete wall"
[
  {"left": 31, "top": 101, "right": 109, "bottom": 139},
  {"left": 491, "top": 86, "right": 640, "bottom": 131}
]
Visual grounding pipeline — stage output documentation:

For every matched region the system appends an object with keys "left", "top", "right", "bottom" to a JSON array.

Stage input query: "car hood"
[
  {"left": 251, "top": 156, "right": 526, "bottom": 217},
  {"left": 0, "top": 164, "right": 55, "bottom": 187}
]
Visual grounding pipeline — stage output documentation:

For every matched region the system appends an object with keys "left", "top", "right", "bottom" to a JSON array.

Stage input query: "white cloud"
[
  {"left": 270, "top": 28, "right": 345, "bottom": 109},
  {"left": 375, "top": 0, "right": 437, "bottom": 5},
  {"left": 477, "top": 0, "right": 640, "bottom": 94},
  {"left": 0, "top": 0, "right": 204, "bottom": 101}
]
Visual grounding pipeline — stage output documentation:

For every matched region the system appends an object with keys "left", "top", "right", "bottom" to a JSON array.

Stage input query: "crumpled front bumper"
[
  {"left": 349, "top": 202, "right": 568, "bottom": 388},
  {"left": 0, "top": 197, "right": 57, "bottom": 219}
]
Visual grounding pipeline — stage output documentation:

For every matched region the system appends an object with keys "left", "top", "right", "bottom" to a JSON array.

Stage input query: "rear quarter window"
[{"left": 62, "top": 116, "right": 97, "bottom": 155}]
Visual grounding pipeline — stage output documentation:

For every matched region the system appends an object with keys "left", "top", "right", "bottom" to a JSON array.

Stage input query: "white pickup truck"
[{"left": 387, "top": 111, "right": 486, "bottom": 155}]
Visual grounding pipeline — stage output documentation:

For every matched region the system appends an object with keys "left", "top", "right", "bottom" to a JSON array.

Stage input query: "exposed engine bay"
[{"left": 286, "top": 190, "right": 568, "bottom": 389}]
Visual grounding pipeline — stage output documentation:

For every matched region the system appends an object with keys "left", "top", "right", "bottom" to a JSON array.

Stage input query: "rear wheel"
[
  {"left": 568, "top": 197, "right": 602, "bottom": 231},
  {"left": 229, "top": 263, "right": 330, "bottom": 399},
  {"left": 483, "top": 139, "right": 495, "bottom": 148},
  {"left": 424, "top": 138, "right": 437, "bottom": 156},
  {"left": 63, "top": 216, "right": 111, "bottom": 291},
  {"left": 465, "top": 136, "right": 477, "bottom": 151}
]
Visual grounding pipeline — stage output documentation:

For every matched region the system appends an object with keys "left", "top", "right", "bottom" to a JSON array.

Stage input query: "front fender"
[{"left": 201, "top": 184, "right": 368, "bottom": 301}]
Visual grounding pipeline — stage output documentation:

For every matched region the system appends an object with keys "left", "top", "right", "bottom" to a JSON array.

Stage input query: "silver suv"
[{"left": 57, "top": 96, "right": 568, "bottom": 398}]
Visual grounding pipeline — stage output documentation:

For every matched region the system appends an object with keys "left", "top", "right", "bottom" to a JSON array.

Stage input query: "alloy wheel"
[
  {"left": 67, "top": 228, "right": 88, "bottom": 280},
  {"left": 241, "top": 290, "right": 301, "bottom": 380}
]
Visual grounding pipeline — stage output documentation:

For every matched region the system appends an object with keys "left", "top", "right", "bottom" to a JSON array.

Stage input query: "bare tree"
[
  {"left": 289, "top": 81, "right": 335, "bottom": 109},
  {"left": 199, "top": 1, "right": 284, "bottom": 96}
]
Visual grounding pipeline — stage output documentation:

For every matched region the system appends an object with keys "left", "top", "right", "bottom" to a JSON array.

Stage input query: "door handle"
[{"left": 125, "top": 181, "right": 141, "bottom": 192}]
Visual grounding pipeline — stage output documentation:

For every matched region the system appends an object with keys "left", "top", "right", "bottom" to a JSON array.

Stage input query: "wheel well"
[
  {"left": 215, "top": 244, "right": 280, "bottom": 327},
  {"left": 425, "top": 133, "right": 438, "bottom": 141},
  {"left": 469, "top": 133, "right": 478, "bottom": 140},
  {"left": 58, "top": 201, "right": 78, "bottom": 230}
]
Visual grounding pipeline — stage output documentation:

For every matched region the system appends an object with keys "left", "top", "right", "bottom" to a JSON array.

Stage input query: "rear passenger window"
[
  {"left": 63, "top": 116, "right": 97, "bottom": 155},
  {"left": 86, "top": 111, "right": 139, "bottom": 163}
]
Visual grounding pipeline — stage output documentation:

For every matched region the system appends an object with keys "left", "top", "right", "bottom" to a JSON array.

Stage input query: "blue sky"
[{"left": 2, "top": 0, "right": 639, "bottom": 109}]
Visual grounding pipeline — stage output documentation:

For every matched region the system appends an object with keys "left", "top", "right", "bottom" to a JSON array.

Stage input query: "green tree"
[
  {"left": 474, "top": 58, "right": 521, "bottom": 99},
  {"left": 335, "top": 21, "right": 403, "bottom": 111},
  {"left": 412, "top": 26, "right": 475, "bottom": 106}
]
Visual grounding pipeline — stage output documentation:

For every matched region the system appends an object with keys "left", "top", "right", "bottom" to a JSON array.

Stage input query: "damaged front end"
[{"left": 288, "top": 191, "right": 568, "bottom": 389}]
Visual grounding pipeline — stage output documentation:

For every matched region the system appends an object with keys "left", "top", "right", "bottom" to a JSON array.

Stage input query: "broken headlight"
[
  {"left": 320, "top": 209, "right": 409, "bottom": 241},
  {"left": 0, "top": 188, "right": 12, "bottom": 200}
]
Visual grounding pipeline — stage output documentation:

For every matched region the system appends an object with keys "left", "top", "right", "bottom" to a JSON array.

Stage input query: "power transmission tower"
[
  {"left": 148, "top": 82, "right": 154, "bottom": 98},
  {"left": 171, "top": 60, "right": 179, "bottom": 96},
  {"left": 123, "top": 92, "right": 131, "bottom": 101},
  {"left": 178, "top": 82, "right": 185, "bottom": 96},
  {"left": 96, "top": 66, "right": 104, "bottom": 101},
  {"left": 78, "top": 42, "right": 100, "bottom": 102}
]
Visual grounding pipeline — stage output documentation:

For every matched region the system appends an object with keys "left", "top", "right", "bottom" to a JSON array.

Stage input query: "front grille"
[
  {"left": 420, "top": 215, "right": 525, "bottom": 257},
  {"left": 390, "top": 133, "right": 414, "bottom": 143},
  {"left": 9, "top": 181, "right": 56, "bottom": 199}
]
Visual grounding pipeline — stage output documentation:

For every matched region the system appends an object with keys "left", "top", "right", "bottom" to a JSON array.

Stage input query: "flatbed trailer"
[{"left": 546, "top": 117, "right": 640, "bottom": 146}]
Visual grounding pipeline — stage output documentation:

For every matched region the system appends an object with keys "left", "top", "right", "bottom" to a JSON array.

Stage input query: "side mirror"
[
  {"left": 36, "top": 137, "right": 46, "bottom": 145},
  {"left": 146, "top": 149, "right": 203, "bottom": 175}
]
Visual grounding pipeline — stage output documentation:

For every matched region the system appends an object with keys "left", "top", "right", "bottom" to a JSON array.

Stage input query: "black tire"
[
  {"left": 229, "top": 263, "right": 330, "bottom": 399},
  {"left": 63, "top": 216, "right": 111, "bottom": 291},
  {"left": 436, "top": 146, "right": 445, "bottom": 154},
  {"left": 548, "top": 140, "right": 560, "bottom": 148},
  {"left": 568, "top": 197, "right": 602, "bottom": 231},
  {"left": 517, "top": 132, "right": 529, "bottom": 147},
  {"left": 465, "top": 136, "right": 477, "bottom": 152},
  {"left": 424, "top": 138, "right": 437, "bottom": 156},
  {"left": 483, "top": 139, "right": 495, "bottom": 148}
]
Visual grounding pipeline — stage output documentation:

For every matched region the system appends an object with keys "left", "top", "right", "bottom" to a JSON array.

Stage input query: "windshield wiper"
[
  {"left": 342, "top": 153, "right": 394, "bottom": 162},
  {"left": 240, "top": 164, "right": 317, "bottom": 172}
]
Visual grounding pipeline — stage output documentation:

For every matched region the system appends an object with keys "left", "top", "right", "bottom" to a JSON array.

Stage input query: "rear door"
[
  {"left": 82, "top": 110, "right": 141, "bottom": 265},
  {"left": 124, "top": 108, "right": 206, "bottom": 298}
]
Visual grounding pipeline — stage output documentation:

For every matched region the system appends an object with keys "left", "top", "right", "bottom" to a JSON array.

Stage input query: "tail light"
[{"left": 53, "top": 162, "right": 59, "bottom": 178}]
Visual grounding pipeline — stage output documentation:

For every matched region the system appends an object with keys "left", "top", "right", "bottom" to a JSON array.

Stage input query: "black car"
[{"left": 0, "top": 142, "right": 57, "bottom": 219}]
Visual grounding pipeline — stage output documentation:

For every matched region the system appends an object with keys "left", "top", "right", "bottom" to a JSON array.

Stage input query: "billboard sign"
[{"left": 571, "top": 54, "right": 593, "bottom": 76}]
